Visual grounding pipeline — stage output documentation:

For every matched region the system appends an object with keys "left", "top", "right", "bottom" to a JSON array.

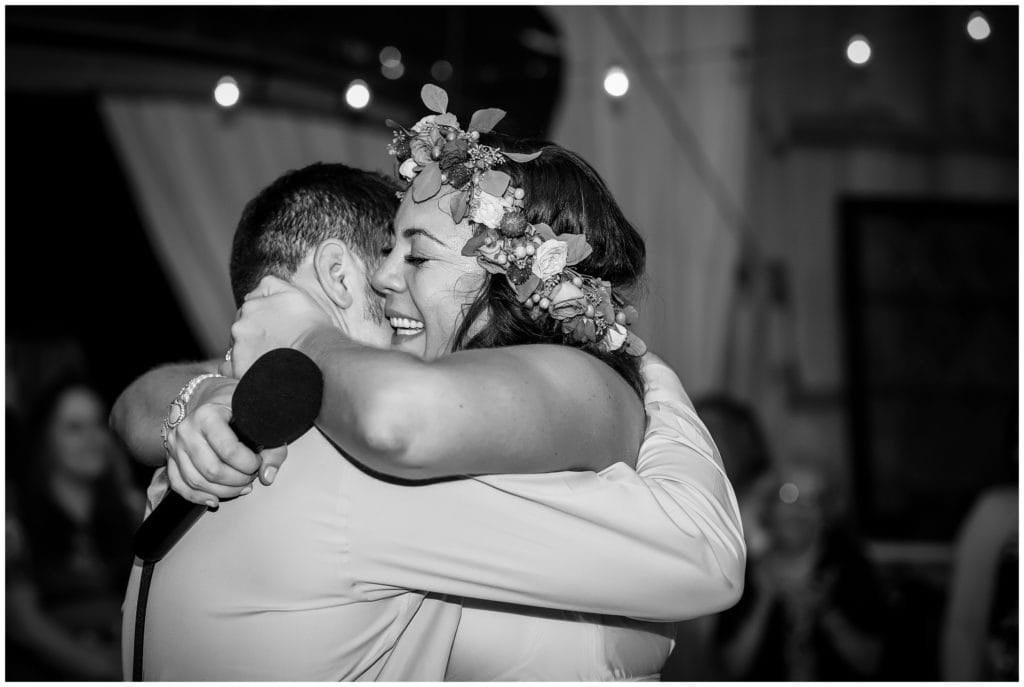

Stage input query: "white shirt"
[{"left": 121, "top": 353, "right": 745, "bottom": 680}]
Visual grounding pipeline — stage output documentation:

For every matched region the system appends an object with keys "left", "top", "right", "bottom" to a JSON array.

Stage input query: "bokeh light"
[
  {"left": 966, "top": 12, "right": 991, "bottom": 41},
  {"left": 345, "top": 80, "right": 370, "bottom": 109},
  {"left": 845, "top": 35, "right": 872, "bottom": 66},
  {"left": 603, "top": 65, "right": 629, "bottom": 97},
  {"left": 379, "top": 46, "right": 402, "bottom": 67},
  {"left": 779, "top": 482, "right": 800, "bottom": 504},
  {"left": 213, "top": 76, "right": 240, "bottom": 108},
  {"left": 430, "top": 60, "right": 453, "bottom": 82}
]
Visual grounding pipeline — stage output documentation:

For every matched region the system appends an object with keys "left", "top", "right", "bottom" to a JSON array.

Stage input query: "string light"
[
  {"left": 845, "top": 35, "right": 872, "bottom": 67},
  {"left": 966, "top": 11, "right": 991, "bottom": 41},
  {"left": 345, "top": 80, "right": 370, "bottom": 110},
  {"left": 213, "top": 76, "right": 240, "bottom": 108},
  {"left": 603, "top": 65, "right": 629, "bottom": 97}
]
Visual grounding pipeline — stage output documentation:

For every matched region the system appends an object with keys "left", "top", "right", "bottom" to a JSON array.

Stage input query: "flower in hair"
[
  {"left": 532, "top": 240, "right": 568, "bottom": 280},
  {"left": 387, "top": 84, "right": 646, "bottom": 356}
]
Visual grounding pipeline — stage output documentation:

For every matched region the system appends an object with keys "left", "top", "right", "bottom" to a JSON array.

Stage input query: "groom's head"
[{"left": 230, "top": 163, "right": 397, "bottom": 347}]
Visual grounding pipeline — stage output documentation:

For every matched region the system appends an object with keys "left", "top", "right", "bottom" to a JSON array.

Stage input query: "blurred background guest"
[
  {"left": 942, "top": 416, "right": 1018, "bottom": 681},
  {"left": 6, "top": 379, "right": 142, "bottom": 680},
  {"left": 714, "top": 462, "right": 887, "bottom": 680}
]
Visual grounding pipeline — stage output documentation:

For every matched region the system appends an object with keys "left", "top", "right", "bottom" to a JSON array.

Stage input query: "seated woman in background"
[
  {"left": 714, "top": 462, "right": 888, "bottom": 681},
  {"left": 6, "top": 380, "right": 141, "bottom": 680}
]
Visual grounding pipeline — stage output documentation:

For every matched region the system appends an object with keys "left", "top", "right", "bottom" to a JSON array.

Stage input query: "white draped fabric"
[
  {"left": 101, "top": 7, "right": 752, "bottom": 390},
  {"left": 100, "top": 97, "right": 392, "bottom": 356},
  {"left": 547, "top": 6, "right": 752, "bottom": 395}
]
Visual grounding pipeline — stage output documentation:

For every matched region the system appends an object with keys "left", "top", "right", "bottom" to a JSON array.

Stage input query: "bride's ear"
[{"left": 313, "top": 239, "right": 357, "bottom": 310}]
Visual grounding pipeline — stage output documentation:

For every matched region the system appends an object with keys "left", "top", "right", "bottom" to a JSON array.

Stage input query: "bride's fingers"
[
  {"left": 258, "top": 445, "right": 289, "bottom": 486},
  {"left": 171, "top": 439, "right": 250, "bottom": 500},
  {"left": 187, "top": 436, "right": 254, "bottom": 488},
  {"left": 244, "top": 275, "right": 292, "bottom": 301},
  {"left": 166, "top": 459, "right": 220, "bottom": 509}
]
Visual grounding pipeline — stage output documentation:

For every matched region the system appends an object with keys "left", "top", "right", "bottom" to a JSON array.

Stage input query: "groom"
[{"left": 115, "top": 162, "right": 744, "bottom": 680}]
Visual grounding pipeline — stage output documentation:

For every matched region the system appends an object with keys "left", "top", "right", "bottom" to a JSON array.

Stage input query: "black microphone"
[{"left": 133, "top": 348, "right": 324, "bottom": 562}]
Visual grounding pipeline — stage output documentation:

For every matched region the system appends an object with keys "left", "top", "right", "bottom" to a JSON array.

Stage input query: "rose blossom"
[
  {"left": 603, "top": 323, "right": 628, "bottom": 351},
  {"left": 532, "top": 239, "right": 569, "bottom": 280},
  {"left": 410, "top": 115, "right": 438, "bottom": 133},
  {"left": 548, "top": 281, "right": 586, "bottom": 304},
  {"left": 399, "top": 158, "right": 419, "bottom": 180},
  {"left": 471, "top": 192, "right": 510, "bottom": 229},
  {"left": 547, "top": 281, "right": 587, "bottom": 321},
  {"left": 410, "top": 138, "right": 435, "bottom": 166}
]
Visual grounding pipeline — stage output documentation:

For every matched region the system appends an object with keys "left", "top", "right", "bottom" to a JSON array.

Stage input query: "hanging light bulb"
[
  {"left": 966, "top": 12, "right": 992, "bottom": 41},
  {"left": 845, "top": 35, "right": 872, "bottom": 67},
  {"left": 213, "top": 76, "right": 240, "bottom": 108},
  {"left": 345, "top": 80, "right": 370, "bottom": 110},
  {"left": 603, "top": 65, "right": 629, "bottom": 98}
]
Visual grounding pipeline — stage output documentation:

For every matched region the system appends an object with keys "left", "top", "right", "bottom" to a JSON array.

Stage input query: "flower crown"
[{"left": 387, "top": 84, "right": 645, "bottom": 355}]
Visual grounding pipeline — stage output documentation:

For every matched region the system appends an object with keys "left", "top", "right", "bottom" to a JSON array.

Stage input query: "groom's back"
[{"left": 122, "top": 429, "right": 425, "bottom": 681}]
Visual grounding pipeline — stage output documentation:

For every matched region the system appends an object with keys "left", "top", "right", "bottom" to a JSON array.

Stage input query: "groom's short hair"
[{"left": 229, "top": 163, "right": 400, "bottom": 306}]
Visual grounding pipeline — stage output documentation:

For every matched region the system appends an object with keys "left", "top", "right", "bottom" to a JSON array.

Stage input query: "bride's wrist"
[
  {"left": 295, "top": 323, "right": 353, "bottom": 362},
  {"left": 186, "top": 375, "right": 235, "bottom": 414}
]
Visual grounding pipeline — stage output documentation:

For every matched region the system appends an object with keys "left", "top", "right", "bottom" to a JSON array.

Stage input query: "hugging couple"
[{"left": 115, "top": 85, "right": 745, "bottom": 680}]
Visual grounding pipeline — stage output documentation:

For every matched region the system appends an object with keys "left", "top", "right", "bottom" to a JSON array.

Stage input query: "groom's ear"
[{"left": 313, "top": 239, "right": 357, "bottom": 311}]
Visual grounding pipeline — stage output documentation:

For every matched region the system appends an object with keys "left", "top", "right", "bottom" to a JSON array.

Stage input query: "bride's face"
[{"left": 371, "top": 191, "right": 488, "bottom": 361}]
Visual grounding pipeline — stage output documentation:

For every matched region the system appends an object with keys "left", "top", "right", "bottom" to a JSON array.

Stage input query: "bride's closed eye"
[{"left": 404, "top": 254, "right": 429, "bottom": 267}]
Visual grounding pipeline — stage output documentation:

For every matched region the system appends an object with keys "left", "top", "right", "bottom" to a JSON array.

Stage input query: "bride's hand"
[
  {"left": 164, "top": 377, "right": 288, "bottom": 506},
  {"left": 229, "top": 276, "right": 332, "bottom": 377}
]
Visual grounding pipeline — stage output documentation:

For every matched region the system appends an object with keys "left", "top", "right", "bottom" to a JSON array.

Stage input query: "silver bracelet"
[{"left": 161, "top": 373, "right": 224, "bottom": 455}]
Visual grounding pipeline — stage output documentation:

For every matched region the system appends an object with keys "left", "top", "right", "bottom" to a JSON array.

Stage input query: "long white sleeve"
[{"left": 344, "top": 353, "right": 746, "bottom": 622}]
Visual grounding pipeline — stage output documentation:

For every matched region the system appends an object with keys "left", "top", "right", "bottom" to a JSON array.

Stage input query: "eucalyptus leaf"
[
  {"left": 412, "top": 163, "right": 443, "bottom": 202},
  {"left": 451, "top": 193, "right": 469, "bottom": 224},
  {"left": 421, "top": 84, "right": 449, "bottom": 114},
  {"left": 468, "top": 108, "right": 506, "bottom": 133},
  {"left": 461, "top": 227, "right": 489, "bottom": 256},
  {"left": 533, "top": 223, "right": 555, "bottom": 241},
  {"left": 515, "top": 275, "right": 541, "bottom": 302},
  {"left": 506, "top": 151, "right": 542, "bottom": 163},
  {"left": 560, "top": 233, "right": 593, "bottom": 265},
  {"left": 479, "top": 170, "right": 511, "bottom": 197}
]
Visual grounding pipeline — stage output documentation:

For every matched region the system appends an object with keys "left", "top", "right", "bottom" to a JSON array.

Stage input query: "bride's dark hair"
[{"left": 450, "top": 134, "right": 647, "bottom": 397}]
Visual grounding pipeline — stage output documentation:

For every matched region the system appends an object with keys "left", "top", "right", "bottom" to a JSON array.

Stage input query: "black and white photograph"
[{"left": 4, "top": 3, "right": 1018, "bottom": 682}]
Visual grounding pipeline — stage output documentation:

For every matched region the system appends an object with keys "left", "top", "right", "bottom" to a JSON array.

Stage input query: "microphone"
[{"left": 133, "top": 348, "right": 324, "bottom": 562}]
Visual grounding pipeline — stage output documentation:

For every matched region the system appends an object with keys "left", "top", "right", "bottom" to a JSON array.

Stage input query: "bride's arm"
[
  {"left": 293, "top": 325, "right": 644, "bottom": 480},
  {"left": 225, "top": 275, "right": 643, "bottom": 481},
  {"left": 338, "top": 353, "right": 745, "bottom": 621}
]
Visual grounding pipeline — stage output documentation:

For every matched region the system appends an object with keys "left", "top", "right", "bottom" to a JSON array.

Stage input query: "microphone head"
[{"left": 232, "top": 348, "right": 324, "bottom": 449}]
